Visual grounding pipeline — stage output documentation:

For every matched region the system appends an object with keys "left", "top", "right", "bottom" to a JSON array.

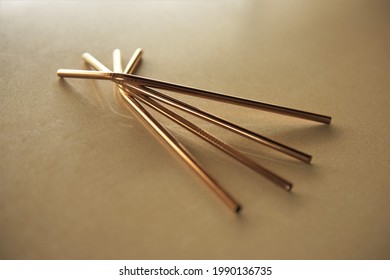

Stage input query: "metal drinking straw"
[
  {"left": 57, "top": 49, "right": 332, "bottom": 212},
  {"left": 85, "top": 50, "right": 293, "bottom": 189},
  {"left": 57, "top": 69, "right": 332, "bottom": 124},
  {"left": 79, "top": 57, "right": 312, "bottom": 163},
  {"left": 83, "top": 49, "right": 241, "bottom": 212}
]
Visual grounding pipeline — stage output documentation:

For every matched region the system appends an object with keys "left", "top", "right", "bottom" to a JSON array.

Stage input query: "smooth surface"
[{"left": 1, "top": 0, "right": 389, "bottom": 259}]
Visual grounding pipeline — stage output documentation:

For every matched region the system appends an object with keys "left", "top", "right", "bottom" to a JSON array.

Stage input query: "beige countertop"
[{"left": 1, "top": 0, "right": 389, "bottom": 259}]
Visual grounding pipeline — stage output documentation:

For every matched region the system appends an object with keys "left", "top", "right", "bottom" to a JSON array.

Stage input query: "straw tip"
[
  {"left": 285, "top": 184, "right": 293, "bottom": 191},
  {"left": 57, "top": 69, "right": 64, "bottom": 77},
  {"left": 81, "top": 52, "right": 91, "bottom": 59},
  {"left": 235, "top": 205, "right": 242, "bottom": 213},
  {"left": 324, "top": 116, "right": 332, "bottom": 125}
]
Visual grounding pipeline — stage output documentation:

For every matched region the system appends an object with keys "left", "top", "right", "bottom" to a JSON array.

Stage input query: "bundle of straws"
[{"left": 57, "top": 49, "right": 331, "bottom": 213}]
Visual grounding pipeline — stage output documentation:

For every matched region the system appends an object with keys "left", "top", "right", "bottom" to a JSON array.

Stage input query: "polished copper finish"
[
  {"left": 57, "top": 68, "right": 311, "bottom": 162},
  {"left": 57, "top": 50, "right": 333, "bottom": 212},
  {"left": 57, "top": 69, "right": 332, "bottom": 124},
  {"left": 131, "top": 86, "right": 311, "bottom": 163},
  {"left": 120, "top": 91, "right": 242, "bottom": 213},
  {"left": 81, "top": 50, "right": 241, "bottom": 213},
  {"left": 82, "top": 52, "right": 111, "bottom": 72},
  {"left": 124, "top": 84, "right": 292, "bottom": 190},
  {"left": 113, "top": 49, "right": 123, "bottom": 73},
  {"left": 124, "top": 48, "right": 143, "bottom": 74},
  {"left": 57, "top": 69, "right": 113, "bottom": 79},
  {"left": 117, "top": 74, "right": 332, "bottom": 124}
]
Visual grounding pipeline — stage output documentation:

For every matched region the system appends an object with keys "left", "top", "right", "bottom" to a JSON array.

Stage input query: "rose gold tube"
[
  {"left": 81, "top": 51, "right": 241, "bottom": 212},
  {"left": 113, "top": 49, "right": 123, "bottom": 73},
  {"left": 124, "top": 48, "right": 143, "bottom": 74},
  {"left": 116, "top": 52, "right": 242, "bottom": 212},
  {"left": 128, "top": 86, "right": 293, "bottom": 191},
  {"left": 82, "top": 53, "right": 111, "bottom": 72},
  {"left": 57, "top": 69, "right": 331, "bottom": 124},
  {"left": 113, "top": 73, "right": 332, "bottom": 125},
  {"left": 57, "top": 69, "right": 332, "bottom": 124},
  {"left": 57, "top": 69, "right": 113, "bottom": 80},
  {"left": 135, "top": 86, "right": 312, "bottom": 163}
]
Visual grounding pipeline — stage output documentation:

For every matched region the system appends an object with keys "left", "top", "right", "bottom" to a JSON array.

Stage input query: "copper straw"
[
  {"left": 57, "top": 69, "right": 332, "bottom": 124},
  {"left": 82, "top": 50, "right": 241, "bottom": 213},
  {"left": 82, "top": 52, "right": 293, "bottom": 190},
  {"left": 58, "top": 50, "right": 333, "bottom": 212}
]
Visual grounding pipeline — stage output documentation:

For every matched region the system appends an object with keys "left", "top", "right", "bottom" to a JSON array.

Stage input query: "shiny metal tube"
[
  {"left": 81, "top": 51, "right": 242, "bottom": 213},
  {"left": 57, "top": 69, "right": 332, "bottom": 124},
  {"left": 127, "top": 85, "right": 293, "bottom": 191},
  {"left": 134, "top": 85, "right": 312, "bottom": 163},
  {"left": 114, "top": 73, "right": 332, "bottom": 124}
]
